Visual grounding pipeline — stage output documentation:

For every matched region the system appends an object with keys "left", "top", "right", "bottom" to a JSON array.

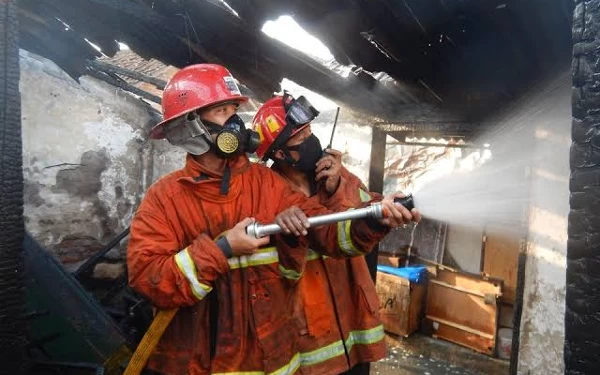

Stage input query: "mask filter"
[{"left": 203, "top": 114, "right": 260, "bottom": 159}]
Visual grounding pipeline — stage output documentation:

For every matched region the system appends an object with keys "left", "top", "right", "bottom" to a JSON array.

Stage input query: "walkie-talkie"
[{"left": 322, "top": 106, "right": 340, "bottom": 160}]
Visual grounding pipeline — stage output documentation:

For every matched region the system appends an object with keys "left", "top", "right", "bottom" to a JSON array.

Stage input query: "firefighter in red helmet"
[
  {"left": 128, "top": 64, "right": 415, "bottom": 375},
  {"left": 252, "top": 92, "right": 421, "bottom": 375}
]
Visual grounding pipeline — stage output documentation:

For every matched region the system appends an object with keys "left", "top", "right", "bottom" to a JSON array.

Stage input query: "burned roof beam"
[
  {"left": 376, "top": 122, "right": 476, "bottom": 134},
  {"left": 86, "top": 59, "right": 167, "bottom": 89},
  {"left": 16, "top": 0, "right": 447, "bottom": 122},
  {"left": 387, "top": 140, "right": 484, "bottom": 149},
  {"left": 85, "top": 68, "right": 162, "bottom": 104},
  {"left": 18, "top": 6, "right": 102, "bottom": 80}
]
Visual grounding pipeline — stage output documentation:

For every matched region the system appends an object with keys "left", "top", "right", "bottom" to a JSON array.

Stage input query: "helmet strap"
[{"left": 220, "top": 164, "right": 231, "bottom": 196}]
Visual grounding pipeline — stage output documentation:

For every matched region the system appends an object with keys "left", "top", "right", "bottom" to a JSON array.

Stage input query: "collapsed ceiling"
[{"left": 17, "top": 0, "right": 573, "bottom": 137}]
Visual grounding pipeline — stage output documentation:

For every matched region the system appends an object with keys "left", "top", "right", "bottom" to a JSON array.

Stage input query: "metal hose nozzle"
[
  {"left": 245, "top": 194, "right": 416, "bottom": 239},
  {"left": 246, "top": 202, "right": 385, "bottom": 239}
]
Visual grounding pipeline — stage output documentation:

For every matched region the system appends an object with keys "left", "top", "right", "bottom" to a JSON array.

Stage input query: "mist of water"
[
  {"left": 406, "top": 223, "right": 418, "bottom": 266},
  {"left": 407, "top": 72, "right": 570, "bottom": 237}
]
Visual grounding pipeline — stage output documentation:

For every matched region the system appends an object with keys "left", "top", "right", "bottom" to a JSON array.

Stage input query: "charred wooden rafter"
[{"left": 16, "top": 0, "right": 452, "bottom": 127}]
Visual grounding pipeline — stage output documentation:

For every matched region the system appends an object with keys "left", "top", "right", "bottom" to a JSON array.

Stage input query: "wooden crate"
[
  {"left": 376, "top": 271, "right": 426, "bottom": 337},
  {"left": 425, "top": 267, "right": 502, "bottom": 355}
]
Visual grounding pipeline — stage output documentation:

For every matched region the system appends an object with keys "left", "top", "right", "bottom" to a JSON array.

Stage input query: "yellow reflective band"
[
  {"left": 213, "top": 327, "right": 384, "bottom": 375},
  {"left": 359, "top": 188, "right": 371, "bottom": 203},
  {"left": 212, "top": 352, "right": 300, "bottom": 375},
  {"left": 278, "top": 264, "right": 303, "bottom": 280},
  {"left": 214, "top": 333, "right": 387, "bottom": 375},
  {"left": 300, "top": 340, "right": 345, "bottom": 367},
  {"left": 337, "top": 211, "right": 363, "bottom": 257},
  {"left": 228, "top": 247, "right": 278, "bottom": 269},
  {"left": 307, "top": 249, "right": 321, "bottom": 261},
  {"left": 174, "top": 247, "right": 212, "bottom": 300},
  {"left": 345, "top": 325, "right": 385, "bottom": 351},
  {"left": 270, "top": 352, "right": 301, "bottom": 375}
]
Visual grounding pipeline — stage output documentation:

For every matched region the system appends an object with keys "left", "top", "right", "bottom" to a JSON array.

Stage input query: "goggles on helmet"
[{"left": 282, "top": 91, "right": 320, "bottom": 128}]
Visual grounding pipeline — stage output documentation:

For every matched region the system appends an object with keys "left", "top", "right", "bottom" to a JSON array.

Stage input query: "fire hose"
[{"left": 123, "top": 196, "right": 414, "bottom": 375}]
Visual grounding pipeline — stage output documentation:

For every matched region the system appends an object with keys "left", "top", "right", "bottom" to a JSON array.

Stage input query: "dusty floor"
[{"left": 372, "top": 334, "right": 509, "bottom": 375}]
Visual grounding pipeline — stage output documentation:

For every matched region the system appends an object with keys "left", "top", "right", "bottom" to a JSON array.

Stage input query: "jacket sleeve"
[
  {"left": 272, "top": 172, "right": 390, "bottom": 260},
  {"left": 127, "top": 191, "right": 229, "bottom": 310}
]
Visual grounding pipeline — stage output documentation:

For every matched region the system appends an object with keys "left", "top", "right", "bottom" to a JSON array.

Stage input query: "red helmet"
[
  {"left": 151, "top": 64, "right": 248, "bottom": 139},
  {"left": 251, "top": 93, "right": 319, "bottom": 160}
]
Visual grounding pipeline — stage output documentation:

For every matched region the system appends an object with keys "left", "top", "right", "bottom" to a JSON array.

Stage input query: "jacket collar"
[
  {"left": 177, "top": 154, "right": 250, "bottom": 202},
  {"left": 181, "top": 153, "right": 250, "bottom": 179}
]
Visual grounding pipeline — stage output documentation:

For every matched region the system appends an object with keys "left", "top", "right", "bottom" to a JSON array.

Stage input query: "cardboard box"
[{"left": 376, "top": 271, "right": 426, "bottom": 337}]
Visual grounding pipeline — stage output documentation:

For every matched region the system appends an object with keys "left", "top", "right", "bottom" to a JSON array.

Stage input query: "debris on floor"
[{"left": 372, "top": 334, "right": 509, "bottom": 375}]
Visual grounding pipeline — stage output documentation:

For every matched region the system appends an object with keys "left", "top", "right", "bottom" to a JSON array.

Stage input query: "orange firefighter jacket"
[
  {"left": 127, "top": 154, "right": 389, "bottom": 375},
  {"left": 283, "top": 168, "right": 388, "bottom": 375}
]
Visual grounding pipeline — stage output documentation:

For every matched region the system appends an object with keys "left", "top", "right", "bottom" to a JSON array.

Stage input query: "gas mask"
[
  {"left": 202, "top": 114, "right": 261, "bottom": 159},
  {"left": 164, "top": 113, "right": 260, "bottom": 159}
]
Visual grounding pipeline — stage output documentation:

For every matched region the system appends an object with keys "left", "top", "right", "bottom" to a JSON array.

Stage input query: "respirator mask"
[
  {"left": 165, "top": 112, "right": 260, "bottom": 158},
  {"left": 202, "top": 114, "right": 261, "bottom": 158}
]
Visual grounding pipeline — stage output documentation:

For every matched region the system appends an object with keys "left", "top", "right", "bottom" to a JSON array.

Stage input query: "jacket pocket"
[
  {"left": 358, "top": 283, "right": 380, "bottom": 316},
  {"left": 250, "top": 278, "right": 299, "bottom": 359},
  {"left": 298, "top": 268, "right": 335, "bottom": 337}
]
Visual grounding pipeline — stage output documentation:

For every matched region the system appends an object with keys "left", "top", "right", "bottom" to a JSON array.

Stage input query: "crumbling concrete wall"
[{"left": 20, "top": 50, "right": 159, "bottom": 269}]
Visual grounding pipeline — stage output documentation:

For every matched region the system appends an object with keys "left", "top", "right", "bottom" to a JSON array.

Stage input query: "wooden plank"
[
  {"left": 435, "top": 268, "right": 502, "bottom": 296},
  {"left": 426, "top": 315, "right": 494, "bottom": 339},
  {"left": 430, "top": 279, "right": 490, "bottom": 298},
  {"left": 483, "top": 230, "right": 520, "bottom": 304},
  {"left": 377, "top": 254, "right": 406, "bottom": 268},
  {"left": 408, "top": 282, "right": 426, "bottom": 335},
  {"left": 426, "top": 281, "right": 497, "bottom": 336},
  {"left": 429, "top": 320, "right": 495, "bottom": 355},
  {"left": 376, "top": 272, "right": 425, "bottom": 337}
]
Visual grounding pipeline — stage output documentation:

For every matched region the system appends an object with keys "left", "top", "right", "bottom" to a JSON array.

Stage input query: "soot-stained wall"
[{"left": 20, "top": 49, "right": 159, "bottom": 271}]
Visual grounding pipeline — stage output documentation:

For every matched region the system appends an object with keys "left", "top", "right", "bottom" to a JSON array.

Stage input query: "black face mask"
[
  {"left": 202, "top": 114, "right": 260, "bottom": 159},
  {"left": 284, "top": 134, "right": 323, "bottom": 174}
]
